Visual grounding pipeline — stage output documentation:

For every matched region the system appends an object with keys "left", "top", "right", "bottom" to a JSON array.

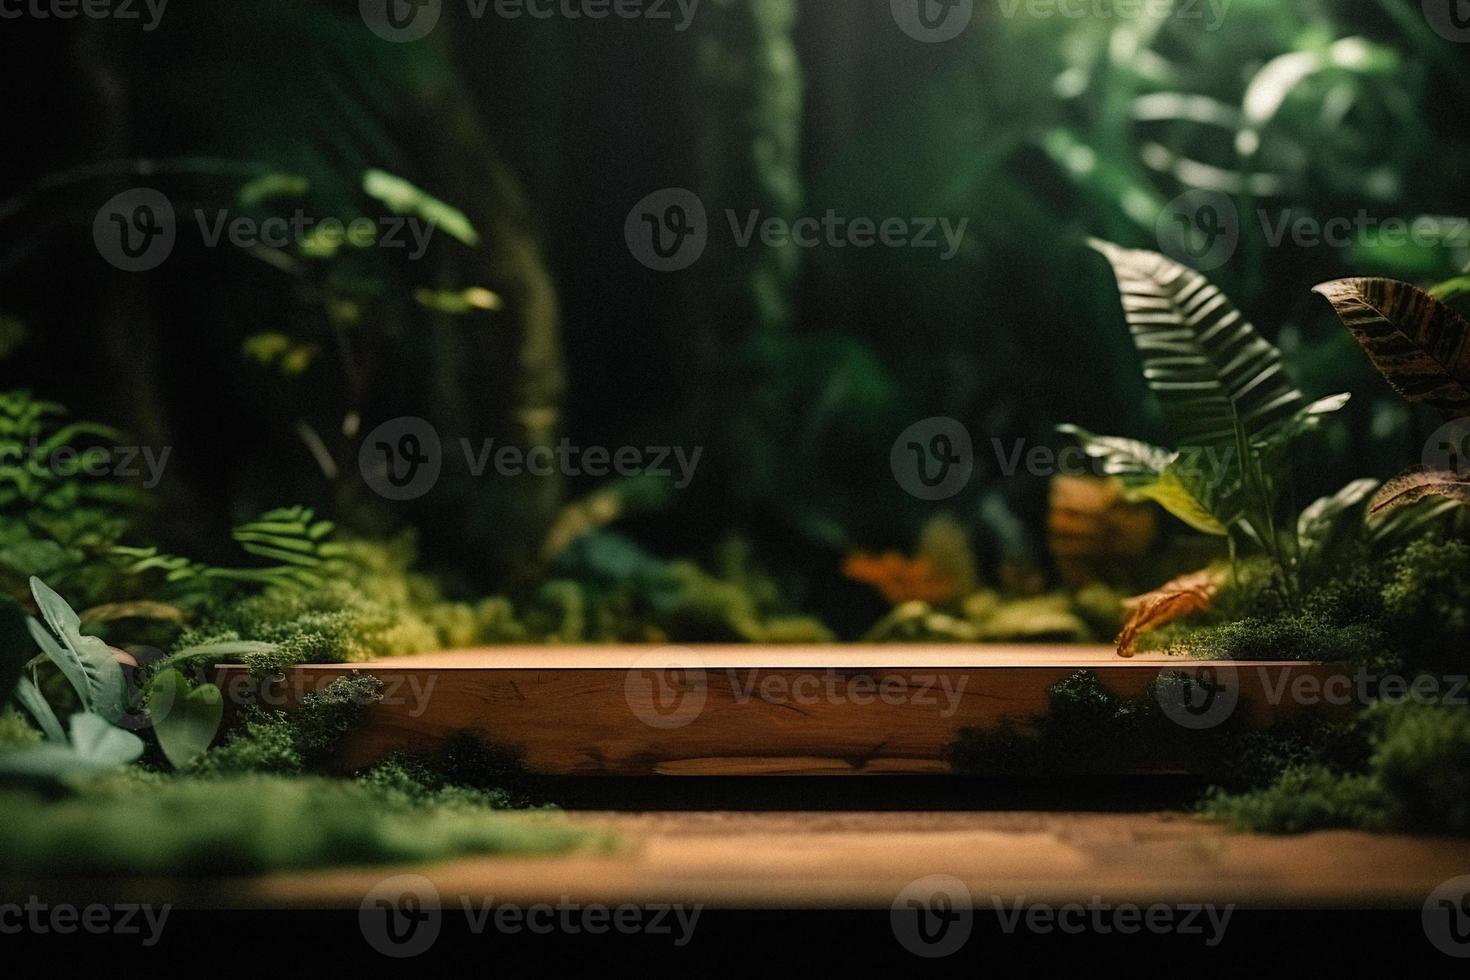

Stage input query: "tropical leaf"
[
  {"left": 1131, "top": 467, "right": 1229, "bottom": 536},
  {"left": 1296, "top": 478, "right": 1378, "bottom": 568},
  {"left": 28, "top": 577, "right": 127, "bottom": 720},
  {"left": 1368, "top": 469, "right": 1470, "bottom": 517},
  {"left": 148, "top": 669, "right": 223, "bottom": 770},
  {"left": 1090, "top": 240, "right": 1305, "bottom": 449},
  {"left": 1057, "top": 424, "right": 1228, "bottom": 534},
  {"left": 1312, "top": 278, "right": 1470, "bottom": 419}
]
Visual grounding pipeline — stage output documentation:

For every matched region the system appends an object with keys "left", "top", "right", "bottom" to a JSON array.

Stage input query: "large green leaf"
[
  {"left": 1090, "top": 240, "right": 1306, "bottom": 450},
  {"left": 28, "top": 577, "right": 126, "bottom": 720},
  {"left": 1056, "top": 424, "right": 1227, "bottom": 534},
  {"left": 1312, "top": 278, "right": 1470, "bottom": 420},
  {"left": 148, "top": 669, "right": 223, "bottom": 771}
]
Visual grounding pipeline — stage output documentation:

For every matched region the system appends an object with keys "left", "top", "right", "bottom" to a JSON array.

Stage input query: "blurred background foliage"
[{"left": 2, "top": 0, "right": 1468, "bottom": 637}]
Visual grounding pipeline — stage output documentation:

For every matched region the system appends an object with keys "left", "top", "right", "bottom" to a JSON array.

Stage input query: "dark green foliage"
[
  {"left": 1380, "top": 539, "right": 1470, "bottom": 675},
  {"left": 0, "top": 774, "right": 588, "bottom": 875},
  {"left": 1169, "top": 617, "right": 1386, "bottom": 665},
  {"left": 949, "top": 671, "right": 1241, "bottom": 776},
  {"left": 0, "top": 392, "right": 138, "bottom": 607},
  {"left": 358, "top": 733, "right": 538, "bottom": 811},
  {"left": 1369, "top": 701, "right": 1470, "bottom": 835},
  {"left": 1204, "top": 702, "right": 1470, "bottom": 836},
  {"left": 1202, "top": 767, "right": 1392, "bottom": 835}
]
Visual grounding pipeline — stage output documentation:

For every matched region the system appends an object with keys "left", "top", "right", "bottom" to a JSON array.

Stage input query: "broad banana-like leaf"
[
  {"left": 1312, "top": 278, "right": 1470, "bottom": 420},
  {"left": 1090, "top": 241, "right": 1305, "bottom": 449},
  {"left": 1369, "top": 469, "right": 1470, "bottom": 517}
]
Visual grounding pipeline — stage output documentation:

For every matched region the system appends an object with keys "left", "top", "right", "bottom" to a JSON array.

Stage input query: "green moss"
[
  {"left": 948, "top": 670, "right": 1240, "bottom": 776},
  {"left": 1369, "top": 700, "right": 1470, "bottom": 835},
  {"left": 1380, "top": 538, "right": 1470, "bottom": 675},
  {"left": 0, "top": 773, "right": 590, "bottom": 875},
  {"left": 193, "top": 675, "right": 383, "bottom": 776},
  {"left": 1202, "top": 767, "right": 1392, "bottom": 834}
]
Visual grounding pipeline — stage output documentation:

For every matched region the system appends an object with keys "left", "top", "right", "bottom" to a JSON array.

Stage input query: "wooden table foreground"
[
  {"left": 215, "top": 645, "right": 1349, "bottom": 776},
  {"left": 90, "top": 809, "right": 1469, "bottom": 910}
]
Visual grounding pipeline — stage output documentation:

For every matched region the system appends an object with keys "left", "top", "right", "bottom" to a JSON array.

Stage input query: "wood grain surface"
[{"left": 215, "top": 646, "right": 1350, "bottom": 776}]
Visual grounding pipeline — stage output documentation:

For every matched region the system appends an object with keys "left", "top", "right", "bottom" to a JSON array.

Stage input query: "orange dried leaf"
[
  {"left": 842, "top": 551, "right": 959, "bottom": 606},
  {"left": 1115, "top": 567, "right": 1226, "bottom": 657}
]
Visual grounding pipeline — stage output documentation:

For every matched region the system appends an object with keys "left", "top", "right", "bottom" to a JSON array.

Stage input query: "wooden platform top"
[{"left": 267, "top": 645, "right": 1314, "bottom": 671}]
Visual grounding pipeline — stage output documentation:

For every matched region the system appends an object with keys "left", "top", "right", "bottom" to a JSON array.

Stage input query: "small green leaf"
[{"left": 148, "top": 669, "right": 223, "bottom": 770}]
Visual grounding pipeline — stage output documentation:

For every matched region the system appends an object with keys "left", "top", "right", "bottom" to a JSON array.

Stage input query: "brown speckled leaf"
[
  {"left": 1368, "top": 469, "right": 1470, "bottom": 517},
  {"left": 1313, "top": 278, "right": 1470, "bottom": 420}
]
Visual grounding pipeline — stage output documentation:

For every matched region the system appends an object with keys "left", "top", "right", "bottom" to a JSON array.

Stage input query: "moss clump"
[
  {"left": 0, "top": 773, "right": 589, "bottom": 876},
  {"left": 1380, "top": 538, "right": 1470, "bottom": 675},
  {"left": 193, "top": 675, "right": 383, "bottom": 776},
  {"left": 1202, "top": 766, "right": 1392, "bottom": 834},
  {"left": 358, "top": 733, "right": 538, "bottom": 810},
  {"left": 948, "top": 670, "right": 1240, "bottom": 776},
  {"left": 1369, "top": 700, "right": 1470, "bottom": 834},
  {"left": 1203, "top": 701, "right": 1470, "bottom": 836}
]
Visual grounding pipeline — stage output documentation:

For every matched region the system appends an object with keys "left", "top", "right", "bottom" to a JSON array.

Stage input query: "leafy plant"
[
  {"left": 1315, "top": 277, "right": 1470, "bottom": 517},
  {"left": 0, "top": 391, "right": 138, "bottom": 604},
  {"left": 0, "top": 577, "right": 144, "bottom": 779},
  {"left": 114, "top": 505, "right": 349, "bottom": 601},
  {"left": 1065, "top": 242, "right": 1350, "bottom": 593}
]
